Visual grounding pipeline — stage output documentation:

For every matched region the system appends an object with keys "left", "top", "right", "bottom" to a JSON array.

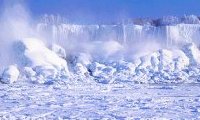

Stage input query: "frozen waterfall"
[{"left": 37, "top": 18, "right": 200, "bottom": 48}]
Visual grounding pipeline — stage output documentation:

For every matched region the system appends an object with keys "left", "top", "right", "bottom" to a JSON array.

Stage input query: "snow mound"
[
  {"left": 13, "top": 38, "right": 70, "bottom": 83},
  {"left": 0, "top": 65, "right": 20, "bottom": 84}
]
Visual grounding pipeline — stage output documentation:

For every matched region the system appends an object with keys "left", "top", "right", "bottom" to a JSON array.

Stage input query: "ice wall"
[{"left": 37, "top": 20, "right": 200, "bottom": 49}]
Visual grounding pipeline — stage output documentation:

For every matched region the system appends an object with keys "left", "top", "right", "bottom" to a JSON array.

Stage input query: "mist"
[
  {"left": 1, "top": 0, "right": 199, "bottom": 73},
  {"left": 0, "top": 0, "right": 166, "bottom": 72},
  {"left": 0, "top": 1, "right": 36, "bottom": 72}
]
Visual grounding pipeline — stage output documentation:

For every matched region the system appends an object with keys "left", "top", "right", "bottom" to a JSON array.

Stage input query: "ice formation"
[
  {"left": 13, "top": 38, "right": 70, "bottom": 84},
  {"left": 0, "top": 65, "right": 20, "bottom": 84},
  {"left": 37, "top": 15, "right": 200, "bottom": 47},
  {"left": 1, "top": 15, "right": 200, "bottom": 84},
  {"left": 1, "top": 37, "right": 200, "bottom": 84}
]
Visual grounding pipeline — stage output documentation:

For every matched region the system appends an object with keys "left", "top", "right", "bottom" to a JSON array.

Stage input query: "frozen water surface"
[{"left": 0, "top": 81, "right": 200, "bottom": 119}]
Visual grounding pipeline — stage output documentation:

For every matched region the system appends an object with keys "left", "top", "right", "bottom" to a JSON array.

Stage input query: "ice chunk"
[
  {"left": 0, "top": 65, "right": 20, "bottom": 84},
  {"left": 182, "top": 15, "right": 200, "bottom": 24},
  {"left": 88, "top": 62, "right": 116, "bottom": 84},
  {"left": 158, "top": 16, "right": 180, "bottom": 25},
  {"left": 114, "top": 61, "right": 136, "bottom": 73},
  {"left": 182, "top": 43, "right": 200, "bottom": 65},
  {"left": 23, "top": 67, "right": 37, "bottom": 82},
  {"left": 74, "top": 63, "right": 89, "bottom": 76},
  {"left": 24, "top": 67, "right": 36, "bottom": 78},
  {"left": 67, "top": 53, "right": 91, "bottom": 76},
  {"left": 150, "top": 52, "right": 160, "bottom": 71},
  {"left": 158, "top": 49, "right": 174, "bottom": 71},
  {"left": 173, "top": 50, "right": 189, "bottom": 71},
  {"left": 139, "top": 54, "right": 153, "bottom": 70}
]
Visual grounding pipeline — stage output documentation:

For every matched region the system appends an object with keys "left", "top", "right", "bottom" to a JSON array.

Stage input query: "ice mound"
[
  {"left": 1, "top": 37, "right": 200, "bottom": 84},
  {"left": 137, "top": 49, "right": 190, "bottom": 83},
  {"left": 13, "top": 38, "right": 70, "bottom": 83},
  {"left": 76, "top": 43, "right": 200, "bottom": 84},
  {"left": 67, "top": 53, "right": 91, "bottom": 75},
  {"left": 182, "top": 43, "right": 200, "bottom": 65},
  {"left": 0, "top": 65, "right": 20, "bottom": 84},
  {"left": 88, "top": 62, "right": 116, "bottom": 84}
]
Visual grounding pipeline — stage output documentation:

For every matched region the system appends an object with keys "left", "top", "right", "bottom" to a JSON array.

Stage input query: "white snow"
[
  {"left": 182, "top": 43, "right": 200, "bottom": 65},
  {"left": 21, "top": 38, "right": 68, "bottom": 69},
  {"left": 0, "top": 65, "right": 20, "bottom": 84},
  {"left": 1, "top": 36, "right": 199, "bottom": 84},
  {"left": 13, "top": 38, "right": 70, "bottom": 83},
  {"left": 0, "top": 83, "right": 200, "bottom": 119}
]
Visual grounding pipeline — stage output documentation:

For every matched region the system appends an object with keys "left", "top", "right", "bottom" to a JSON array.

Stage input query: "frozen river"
[{"left": 0, "top": 82, "right": 200, "bottom": 119}]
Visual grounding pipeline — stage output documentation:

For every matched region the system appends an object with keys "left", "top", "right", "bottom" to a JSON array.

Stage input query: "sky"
[{"left": 1, "top": 0, "right": 200, "bottom": 24}]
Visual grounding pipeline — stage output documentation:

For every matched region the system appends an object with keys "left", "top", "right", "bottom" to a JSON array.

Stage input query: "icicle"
[
  {"left": 122, "top": 24, "right": 127, "bottom": 45},
  {"left": 166, "top": 26, "right": 169, "bottom": 47}
]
